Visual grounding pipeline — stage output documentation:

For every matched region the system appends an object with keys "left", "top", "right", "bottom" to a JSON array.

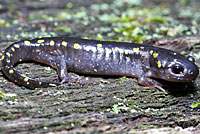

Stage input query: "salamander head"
[{"left": 149, "top": 51, "right": 199, "bottom": 82}]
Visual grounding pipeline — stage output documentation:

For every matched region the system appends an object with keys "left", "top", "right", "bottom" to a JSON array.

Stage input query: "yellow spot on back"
[
  {"left": 6, "top": 52, "right": 11, "bottom": 57},
  {"left": 157, "top": 61, "right": 162, "bottom": 68},
  {"left": 174, "top": 53, "right": 177, "bottom": 55},
  {"left": 24, "top": 77, "right": 29, "bottom": 82},
  {"left": 50, "top": 40, "right": 55, "bottom": 46},
  {"left": 97, "top": 43, "right": 102, "bottom": 47},
  {"left": 133, "top": 47, "right": 139, "bottom": 53},
  {"left": 24, "top": 40, "right": 31, "bottom": 45},
  {"left": 11, "top": 48, "right": 15, "bottom": 52},
  {"left": 39, "top": 82, "right": 42, "bottom": 85},
  {"left": 61, "top": 41, "right": 67, "bottom": 47},
  {"left": 1, "top": 55, "right": 4, "bottom": 60},
  {"left": 38, "top": 40, "right": 44, "bottom": 43},
  {"left": 153, "top": 53, "right": 159, "bottom": 58},
  {"left": 114, "top": 47, "right": 119, "bottom": 51},
  {"left": 9, "top": 69, "right": 14, "bottom": 74},
  {"left": 150, "top": 50, "right": 153, "bottom": 55},
  {"left": 74, "top": 43, "right": 80, "bottom": 49},
  {"left": 14, "top": 44, "right": 20, "bottom": 48},
  {"left": 125, "top": 50, "right": 129, "bottom": 55}
]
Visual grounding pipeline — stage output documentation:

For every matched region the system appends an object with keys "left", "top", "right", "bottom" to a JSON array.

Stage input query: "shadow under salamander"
[{"left": 156, "top": 79, "right": 198, "bottom": 96}]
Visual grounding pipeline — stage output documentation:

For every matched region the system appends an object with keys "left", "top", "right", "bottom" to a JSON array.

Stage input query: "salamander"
[{"left": 1, "top": 37, "right": 199, "bottom": 90}]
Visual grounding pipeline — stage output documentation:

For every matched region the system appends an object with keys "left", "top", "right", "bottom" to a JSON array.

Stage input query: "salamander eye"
[
  {"left": 187, "top": 56, "right": 195, "bottom": 63},
  {"left": 171, "top": 63, "right": 184, "bottom": 74}
]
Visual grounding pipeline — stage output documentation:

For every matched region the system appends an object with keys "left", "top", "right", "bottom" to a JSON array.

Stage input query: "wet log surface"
[{"left": 0, "top": 0, "right": 200, "bottom": 133}]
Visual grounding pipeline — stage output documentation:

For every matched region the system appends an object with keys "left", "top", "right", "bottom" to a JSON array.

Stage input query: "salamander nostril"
[{"left": 187, "top": 56, "right": 195, "bottom": 63}]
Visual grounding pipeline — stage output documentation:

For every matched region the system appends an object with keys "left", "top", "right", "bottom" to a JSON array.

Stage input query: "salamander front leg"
[
  {"left": 138, "top": 76, "right": 165, "bottom": 92},
  {"left": 57, "top": 60, "right": 78, "bottom": 84}
]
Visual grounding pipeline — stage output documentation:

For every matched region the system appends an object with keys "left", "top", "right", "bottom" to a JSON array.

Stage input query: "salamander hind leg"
[{"left": 138, "top": 76, "right": 165, "bottom": 92}]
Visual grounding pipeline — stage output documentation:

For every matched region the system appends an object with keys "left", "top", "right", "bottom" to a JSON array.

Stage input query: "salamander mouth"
[
  {"left": 165, "top": 76, "right": 196, "bottom": 82},
  {"left": 159, "top": 73, "right": 198, "bottom": 82}
]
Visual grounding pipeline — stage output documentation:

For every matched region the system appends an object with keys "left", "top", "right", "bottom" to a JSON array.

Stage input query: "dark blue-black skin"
[{"left": 1, "top": 37, "right": 199, "bottom": 90}]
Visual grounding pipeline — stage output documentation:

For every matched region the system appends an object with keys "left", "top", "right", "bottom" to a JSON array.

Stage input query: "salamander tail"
[{"left": 1, "top": 42, "right": 61, "bottom": 89}]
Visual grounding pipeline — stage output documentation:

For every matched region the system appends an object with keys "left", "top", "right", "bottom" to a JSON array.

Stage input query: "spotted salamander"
[{"left": 1, "top": 37, "right": 199, "bottom": 90}]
